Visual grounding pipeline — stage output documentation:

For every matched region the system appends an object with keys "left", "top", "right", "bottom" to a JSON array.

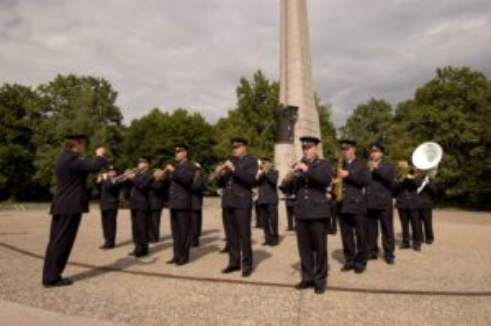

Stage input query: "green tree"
[
  {"left": 121, "top": 108, "right": 216, "bottom": 171},
  {"left": 0, "top": 84, "right": 39, "bottom": 200},
  {"left": 31, "top": 74, "right": 123, "bottom": 189},
  {"left": 316, "top": 95, "right": 337, "bottom": 159},
  {"left": 213, "top": 70, "right": 279, "bottom": 158},
  {"left": 340, "top": 98, "right": 393, "bottom": 158},
  {"left": 400, "top": 67, "right": 491, "bottom": 207}
]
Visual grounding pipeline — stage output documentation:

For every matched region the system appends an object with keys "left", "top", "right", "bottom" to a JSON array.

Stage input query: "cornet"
[{"left": 112, "top": 168, "right": 139, "bottom": 184}]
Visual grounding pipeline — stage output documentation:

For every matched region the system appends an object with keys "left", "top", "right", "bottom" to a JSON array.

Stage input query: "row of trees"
[{"left": 0, "top": 67, "right": 489, "bottom": 208}]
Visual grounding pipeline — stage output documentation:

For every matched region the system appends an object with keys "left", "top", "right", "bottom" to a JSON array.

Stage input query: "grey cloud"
[{"left": 0, "top": 0, "right": 490, "bottom": 127}]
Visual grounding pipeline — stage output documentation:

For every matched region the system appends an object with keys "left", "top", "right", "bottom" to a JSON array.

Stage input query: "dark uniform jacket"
[
  {"left": 191, "top": 171, "right": 207, "bottom": 211},
  {"left": 99, "top": 179, "right": 120, "bottom": 211},
  {"left": 415, "top": 175, "right": 437, "bottom": 210},
  {"left": 256, "top": 169, "right": 279, "bottom": 205},
  {"left": 282, "top": 158, "right": 333, "bottom": 220},
  {"left": 366, "top": 160, "right": 394, "bottom": 210},
  {"left": 128, "top": 170, "right": 153, "bottom": 211},
  {"left": 50, "top": 150, "right": 106, "bottom": 216},
  {"left": 217, "top": 155, "right": 258, "bottom": 209},
  {"left": 279, "top": 180, "right": 296, "bottom": 208},
  {"left": 149, "top": 178, "right": 168, "bottom": 211},
  {"left": 393, "top": 177, "right": 419, "bottom": 211},
  {"left": 166, "top": 160, "right": 196, "bottom": 210},
  {"left": 339, "top": 158, "right": 370, "bottom": 215}
]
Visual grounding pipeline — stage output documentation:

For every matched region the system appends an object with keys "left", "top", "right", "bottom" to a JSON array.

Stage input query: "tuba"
[{"left": 411, "top": 142, "right": 443, "bottom": 193}]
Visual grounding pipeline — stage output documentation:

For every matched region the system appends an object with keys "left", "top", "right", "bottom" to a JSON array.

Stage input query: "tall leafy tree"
[
  {"left": 214, "top": 70, "right": 279, "bottom": 159},
  {"left": 340, "top": 98, "right": 393, "bottom": 158},
  {"left": 121, "top": 108, "right": 216, "bottom": 171},
  {"left": 31, "top": 74, "right": 123, "bottom": 189},
  {"left": 0, "top": 84, "right": 39, "bottom": 200},
  {"left": 397, "top": 67, "right": 491, "bottom": 207}
]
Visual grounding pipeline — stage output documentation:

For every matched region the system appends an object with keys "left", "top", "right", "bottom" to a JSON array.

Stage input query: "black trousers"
[
  {"left": 131, "top": 210, "right": 149, "bottom": 253},
  {"left": 295, "top": 219, "right": 329, "bottom": 287},
  {"left": 223, "top": 208, "right": 253, "bottom": 271},
  {"left": 148, "top": 209, "right": 162, "bottom": 242},
  {"left": 419, "top": 209, "right": 434, "bottom": 242},
  {"left": 42, "top": 214, "right": 82, "bottom": 284},
  {"left": 101, "top": 210, "right": 118, "bottom": 246},
  {"left": 339, "top": 213, "right": 368, "bottom": 268},
  {"left": 398, "top": 209, "right": 423, "bottom": 246},
  {"left": 286, "top": 204, "right": 295, "bottom": 229},
  {"left": 190, "top": 209, "right": 202, "bottom": 244},
  {"left": 367, "top": 208, "right": 395, "bottom": 259},
  {"left": 258, "top": 203, "right": 279, "bottom": 243},
  {"left": 170, "top": 210, "right": 192, "bottom": 263},
  {"left": 254, "top": 202, "right": 263, "bottom": 228}
]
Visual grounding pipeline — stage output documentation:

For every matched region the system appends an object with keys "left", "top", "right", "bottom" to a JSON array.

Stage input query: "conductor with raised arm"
[{"left": 42, "top": 134, "right": 106, "bottom": 288}]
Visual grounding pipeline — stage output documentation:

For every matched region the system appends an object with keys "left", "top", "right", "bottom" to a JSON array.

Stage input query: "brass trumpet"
[
  {"left": 396, "top": 160, "right": 418, "bottom": 180},
  {"left": 112, "top": 168, "right": 139, "bottom": 184},
  {"left": 153, "top": 160, "right": 177, "bottom": 180}
]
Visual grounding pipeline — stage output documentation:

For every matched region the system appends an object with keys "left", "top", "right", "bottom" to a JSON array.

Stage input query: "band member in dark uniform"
[
  {"left": 366, "top": 143, "right": 396, "bottom": 264},
  {"left": 190, "top": 162, "right": 207, "bottom": 247},
  {"left": 165, "top": 144, "right": 196, "bottom": 265},
  {"left": 279, "top": 179, "right": 296, "bottom": 231},
  {"left": 256, "top": 158, "right": 280, "bottom": 246},
  {"left": 126, "top": 157, "right": 153, "bottom": 257},
  {"left": 148, "top": 170, "right": 168, "bottom": 243},
  {"left": 337, "top": 139, "right": 370, "bottom": 274},
  {"left": 216, "top": 138, "right": 258, "bottom": 277},
  {"left": 394, "top": 160, "right": 423, "bottom": 251},
  {"left": 42, "top": 134, "right": 106, "bottom": 287},
  {"left": 97, "top": 165, "right": 120, "bottom": 249},
  {"left": 282, "top": 136, "right": 332, "bottom": 294},
  {"left": 416, "top": 173, "right": 437, "bottom": 245}
]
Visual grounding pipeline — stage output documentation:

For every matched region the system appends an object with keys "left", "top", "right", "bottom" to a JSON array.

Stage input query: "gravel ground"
[{"left": 0, "top": 198, "right": 490, "bottom": 325}]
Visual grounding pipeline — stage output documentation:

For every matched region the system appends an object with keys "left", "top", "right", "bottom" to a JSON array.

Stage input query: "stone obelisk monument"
[{"left": 275, "top": 0, "right": 321, "bottom": 179}]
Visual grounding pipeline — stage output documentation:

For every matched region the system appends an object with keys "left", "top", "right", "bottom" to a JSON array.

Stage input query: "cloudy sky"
[{"left": 1, "top": 0, "right": 490, "bottom": 126}]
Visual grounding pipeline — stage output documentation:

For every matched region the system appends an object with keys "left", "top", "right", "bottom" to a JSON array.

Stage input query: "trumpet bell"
[{"left": 412, "top": 142, "right": 443, "bottom": 171}]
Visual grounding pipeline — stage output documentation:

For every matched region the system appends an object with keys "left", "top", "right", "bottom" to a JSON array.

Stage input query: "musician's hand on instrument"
[
  {"left": 295, "top": 162, "right": 308, "bottom": 172},
  {"left": 164, "top": 164, "right": 174, "bottom": 172},
  {"left": 224, "top": 160, "right": 235, "bottom": 171},
  {"left": 338, "top": 169, "right": 349, "bottom": 179},
  {"left": 96, "top": 147, "right": 106, "bottom": 157}
]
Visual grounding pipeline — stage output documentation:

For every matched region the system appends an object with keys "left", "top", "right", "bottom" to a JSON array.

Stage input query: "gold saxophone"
[{"left": 332, "top": 155, "right": 344, "bottom": 202}]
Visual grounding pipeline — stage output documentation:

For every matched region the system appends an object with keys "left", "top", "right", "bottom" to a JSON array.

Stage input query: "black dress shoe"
[
  {"left": 295, "top": 281, "right": 315, "bottom": 290},
  {"left": 261, "top": 241, "right": 270, "bottom": 246},
  {"left": 425, "top": 239, "right": 434, "bottom": 245},
  {"left": 166, "top": 258, "right": 178, "bottom": 264},
  {"left": 341, "top": 265, "right": 354, "bottom": 272},
  {"left": 176, "top": 260, "right": 188, "bottom": 266},
  {"left": 354, "top": 265, "right": 366, "bottom": 274},
  {"left": 134, "top": 251, "right": 149, "bottom": 258},
  {"left": 242, "top": 270, "right": 252, "bottom": 277},
  {"left": 314, "top": 285, "right": 326, "bottom": 294},
  {"left": 367, "top": 254, "right": 378, "bottom": 260},
  {"left": 413, "top": 245, "right": 422, "bottom": 252},
  {"left": 385, "top": 257, "right": 395, "bottom": 265},
  {"left": 400, "top": 243, "right": 411, "bottom": 249},
  {"left": 43, "top": 278, "right": 73, "bottom": 288},
  {"left": 221, "top": 266, "right": 240, "bottom": 274},
  {"left": 220, "top": 247, "right": 229, "bottom": 254},
  {"left": 269, "top": 240, "right": 279, "bottom": 247}
]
